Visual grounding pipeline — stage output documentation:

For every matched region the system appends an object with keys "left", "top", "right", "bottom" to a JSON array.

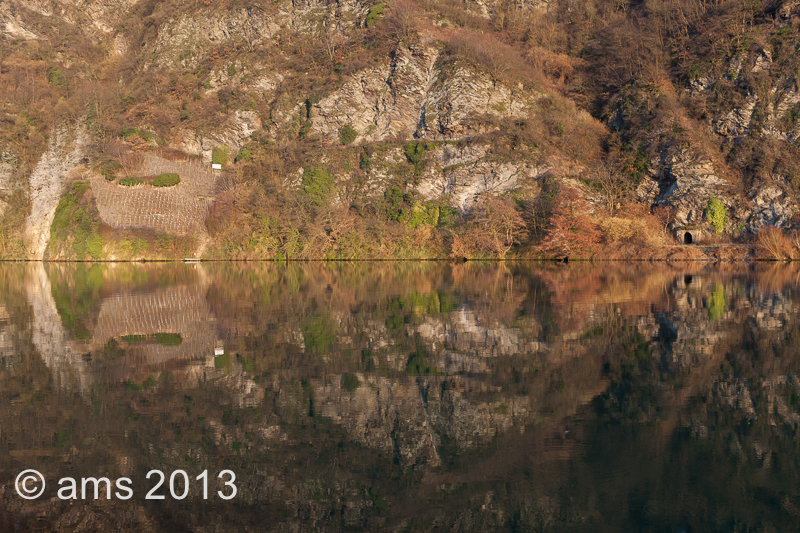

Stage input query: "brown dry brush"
[
  {"left": 756, "top": 226, "right": 799, "bottom": 261},
  {"left": 450, "top": 196, "right": 526, "bottom": 259}
]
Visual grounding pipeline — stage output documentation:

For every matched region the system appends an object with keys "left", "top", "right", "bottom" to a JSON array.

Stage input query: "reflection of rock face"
[
  {"left": 312, "top": 375, "right": 531, "bottom": 467},
  {"left": 26, "top": 264, "right": 93, "bottom": 393},
  {"left": 314, "top": 375, "right": 441, "bottom": 467},
  {"left": 413, "top": 307, "right": 536, "bottom": 358},
  {"left": 92, "top": 285, "right": 216, "bottom": 366}
]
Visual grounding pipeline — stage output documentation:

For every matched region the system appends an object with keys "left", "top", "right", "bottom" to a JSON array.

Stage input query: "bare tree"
[
  {"left": 593, "top": 164, "right": 629, "bottom": 217},
  {"left": 386, "top": 0, "right": 419, "bottom": 45}
]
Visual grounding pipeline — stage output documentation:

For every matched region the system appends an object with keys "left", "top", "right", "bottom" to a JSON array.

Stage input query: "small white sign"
[{"left": 211, "top": 163, "right": 222, "bottom": 170}]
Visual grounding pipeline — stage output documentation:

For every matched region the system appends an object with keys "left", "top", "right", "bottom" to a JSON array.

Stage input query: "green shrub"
[
  {"left": 706, "top": 197, "right": 726, "bottom": 235},
  {"left": 359, "top": 150, "right": 370, "bottom": 170},
  {"left": 406, "top": 202, "right": 440, "bottom": 228},
  {"left": 341, "top": 373, "right": 360, "bottom": 392},
  {"left": 152, "top": 173, "right": 180, "bottom": 187},
  {"left": 119, "top": 178, "right": 142, "bottom": 186},
  {"left": 86, "top": 233, "right": 104, "bottom": 258},
  {"left": 302, "top": 166, "right": 335, "bottom": 207},
  {"left": 100, "top": 161, "right": 122, "bottom": 181},
  {"left": 406, "top": 349, "right": 437, "bottom": 376},
  {"left": 365, "top": 3, "right": 385, "bottom": 27},
  {"left": 339, "top": 124, "right": 358, "bottom": 145},
  {"left": 214, "top": 353, "right": 232, "bottom": 373},
  {"left": 48, "top": 67, "right": 67, "bottom": 88},
  {"left": 212, "top": 145, "right": 230, "bottom": 165},
  {"left": 154, "top": 333, "right": 183, "bottom": 346},
  {"left": 122, "top": 127, "right": 140, "bottom": 140},
  {"left": 298, "top": 120, "right": 312, "bottom": 139},
  {"left": 236, "top": 147, "right": 251, "bottom": 162},
  {"left": 404, "top": 141, "right": 437, "bottom": 175}
]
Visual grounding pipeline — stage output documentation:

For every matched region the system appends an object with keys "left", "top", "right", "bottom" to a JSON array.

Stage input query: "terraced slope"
[{"left": 91, "top": 155, "right": 216, "bottom": 236}]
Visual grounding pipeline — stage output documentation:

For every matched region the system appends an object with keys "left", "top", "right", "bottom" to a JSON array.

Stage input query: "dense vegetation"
[{"left": 0, "top": 0, "right": 798, "bottom": 258}]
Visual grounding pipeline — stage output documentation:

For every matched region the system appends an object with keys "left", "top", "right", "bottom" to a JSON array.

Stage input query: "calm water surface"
[{"left": 1, "top": 261, "right": 800, "bottom": 531}]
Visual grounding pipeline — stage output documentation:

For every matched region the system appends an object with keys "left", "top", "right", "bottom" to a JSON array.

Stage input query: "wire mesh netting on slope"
[{"left": 91, "top": 155, "right": 217, "bottom": 236}]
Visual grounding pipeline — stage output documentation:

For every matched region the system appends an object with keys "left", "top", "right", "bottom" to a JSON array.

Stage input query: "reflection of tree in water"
[{"left": 5, "top": 263, "right": 800, "bottom": 530}]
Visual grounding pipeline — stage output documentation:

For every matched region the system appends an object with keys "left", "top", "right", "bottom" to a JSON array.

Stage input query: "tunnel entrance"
[{"left": 684, "top": 232, "right": 693, "bottom": 244}]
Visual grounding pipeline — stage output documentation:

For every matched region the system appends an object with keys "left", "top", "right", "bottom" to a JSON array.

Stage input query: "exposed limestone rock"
[
  {"left": 310, "top": 45, "right": 437, "bottom": 143},
  {"left": 427, "top": 384, "right": 531, "bottom": 448},
  {"left": 763, "top": 86, "right": 800, "bottom": 141},
  {"left": 417, "top": 62, "right": 529, "bottom": 140},
  {"left": 459, "top": 0, "right": 550, "bottom": 18},
  {"left": 695, "top": 54, "right": 799, "bottom": 143},
  {"left": 744, "top": 183, "right": 798, "bottom": 231},
  {"left": 151, "top": 8, "right": 280, "bottom": 69},
  {"left": 751, "top": 49, "right": 772, "bottom": 73},
  {"left": 8, "top": 0, "right": 140, "bottom": 38},
  {"left": 308, "top": 45, "right": 530, "bottom": 143},
  {"left": 0, "top": 1, "right": 40, "bottom": 40},
  {"left": 314, "top": 375, "right": 441, "bottom": 467},
  {"left": 713, "top": 95, "right": 756, "bottom": 137},
  {"left": 645, "top": 147, "right": 732, "bottom": 227},
  {"left": 778, "top": 0, "right": 800, "bottom": 20},
  {"left": 714, "top": 379, "right": 757, "bottom": 420},
  {"left": 417, "top": 144, "right": 545, "bottom": 210},
  {"left": 411, "top": 306, "right": 539, "bottom": 358},
  {"left": 170, "top": 110, "right": 261, "bottom": 161},
  {"left": 353, "top": 142, "right": 544, "bottom": 212},
  {"left": 23, "top": 122, "right": 88, "bottom": 259},
  {"left": 282, "top": 0, "right": 371, "bottom": 31},
  {"left": 313, "top": 373, "right": 532, "bottom": 466}
]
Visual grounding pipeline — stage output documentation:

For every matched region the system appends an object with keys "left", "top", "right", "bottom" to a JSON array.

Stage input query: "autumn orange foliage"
[{"left": 535, "top": 187, "right": 600, "bottom": 257}]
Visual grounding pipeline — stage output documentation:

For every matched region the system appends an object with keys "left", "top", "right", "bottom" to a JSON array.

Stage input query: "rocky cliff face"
[
  {"left": 308, "top": 45, "right": 530, "bottom": 144},
  {"left": 23, "top": 123, "right": 88, "bottom": 259},
  {"left": 2, "top": 0, "right": 800, "bottom": 257}
]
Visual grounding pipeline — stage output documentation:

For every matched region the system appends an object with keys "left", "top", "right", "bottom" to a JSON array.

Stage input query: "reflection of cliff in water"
[
  {"left": 7, "top": 262, "right": 800, "bottom": 531},
  {"left": 26, "top": 263, "right": 93, "bottom": 394},
  {"left": 27, "top": 263, "right": 217, "bottom": 393}
]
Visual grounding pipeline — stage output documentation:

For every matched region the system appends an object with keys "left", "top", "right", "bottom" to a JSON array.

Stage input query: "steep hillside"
[{"left": 1, "top": 0, "right": 799, "bottom": 259}]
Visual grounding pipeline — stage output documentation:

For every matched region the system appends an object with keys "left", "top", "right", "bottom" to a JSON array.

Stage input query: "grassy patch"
[
  {"left": 302, "top": 166, "right": 335, "bottom": 207},
  {"left": 48, "top": 180, "right": 105, "bottom": 260},
  {"left": 212, "top": 145, "right": 230, "bottom": 165},
  {"left": 119, "top": 177, "right": 143, "bottom": 186}
]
